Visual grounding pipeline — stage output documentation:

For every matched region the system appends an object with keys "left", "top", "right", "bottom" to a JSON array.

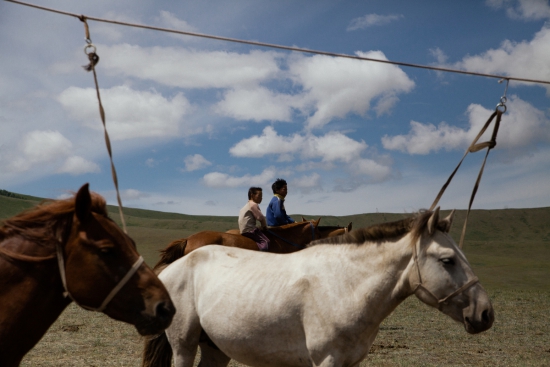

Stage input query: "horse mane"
[
  {"left": 317, "top": 225, "right": 344, "bottom": 230},
  {"left": 267, "top": 221, "right": 309, "bottom": 231},
  {"left": 307, "top": 211, "right": 433, "bottom": 247},
  {"left": 0, "top": 192, "right": 108, "bottom": 244},
  {"left": 154, "top": 239, "right": 187, "bottom": 272}
]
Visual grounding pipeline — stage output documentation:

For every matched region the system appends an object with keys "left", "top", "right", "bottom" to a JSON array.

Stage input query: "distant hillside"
[{"left": 2, "top": 189, "right": 549, "bottom": 291}]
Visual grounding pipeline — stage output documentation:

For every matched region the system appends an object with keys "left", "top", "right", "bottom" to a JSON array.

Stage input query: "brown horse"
[
  {"left": 153, "top": 220, "right": 321, "bottom": 272},
  {"left": 0, "top": 184, "right": 175, "bottom": 367},
  {"left": 301, "top": 216, "right": 353, "bottom": 237}
]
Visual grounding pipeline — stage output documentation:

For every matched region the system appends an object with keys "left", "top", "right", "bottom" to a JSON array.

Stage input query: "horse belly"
[
  {"left": 189, "top": 250, "right": 311, "bottom": 366},
  {"left": 201, "top": 316, "right": 312, "bottom": 367}
]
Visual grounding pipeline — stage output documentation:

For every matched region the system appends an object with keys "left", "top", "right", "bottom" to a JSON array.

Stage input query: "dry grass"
[{"left": 21, "top": 289, "right": 550, "bottom": 366}]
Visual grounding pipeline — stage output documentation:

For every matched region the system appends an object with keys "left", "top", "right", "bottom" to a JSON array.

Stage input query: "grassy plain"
[{"left": 1, "top": 191, "right": 549, "bottom": 366}]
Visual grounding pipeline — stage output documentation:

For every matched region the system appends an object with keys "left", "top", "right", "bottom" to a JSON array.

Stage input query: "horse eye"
[
  {"left": 99, "top": 246, "right": 114, "bottom": 254},
  {"left": 440, "top": 258, "right": 455, "bottom": 266}
]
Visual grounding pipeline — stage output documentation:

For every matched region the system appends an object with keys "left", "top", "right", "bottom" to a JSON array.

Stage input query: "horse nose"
[
  {"left": 155, "top": 300, "right": 175, "bottom": 327},
  {"left": 481, "top": 307, "right": 494, "bottom": 327}
]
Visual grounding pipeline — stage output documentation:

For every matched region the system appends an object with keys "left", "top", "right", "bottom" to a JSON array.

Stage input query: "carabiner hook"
[{"left": 496, "top": 78, "right": 509, "bottom": 113}]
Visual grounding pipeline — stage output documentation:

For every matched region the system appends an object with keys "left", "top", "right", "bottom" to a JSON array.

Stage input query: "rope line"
[
  {"left": 80, "top": 17, "right": 127, "bottom": 233},
  {"left": 5, "top": 0, "right": 550, "bottom": 86}
]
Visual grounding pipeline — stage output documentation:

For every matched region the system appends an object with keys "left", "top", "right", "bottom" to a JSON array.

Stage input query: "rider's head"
[{"left": 272, "top": 178, "right": 288, "bottom": 198}]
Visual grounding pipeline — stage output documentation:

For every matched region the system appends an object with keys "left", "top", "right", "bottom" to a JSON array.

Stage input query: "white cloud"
[
  {"left": 485, "top": 0, "right": 550, "bottom": 20},
  {"left": 214, "top": 87, "right": 302, "bottom": 122},
  {"left": 99, "top": 44, "right": 282, "bottom": 89},
  {"left": 56, "top": 44, "right": 415, "bottom": 129},
  {"left": 183, "top": 154, "right": 212, "bottom": 171},
  {"left": 347, "top": 14, "right": 404, "bottom": 31},
  {"left": 156, "top": 10, "right": 197, "bottom": 32},
  {"left": 382, "top": 120, "right": 469, "bottom": 155},
  {"left": 449, "top": 26, "right": 550, "bottom": 92},
  {"left": 121, "top": 188, "right": 150, "bottom": 200},
  {"left": 8, "top": 130, "right": 72, "bottom": 172},
  {"left": 203, "top": 167, "right": 277, "bottom": 188},
  {"left": 354, "top": 158, "right": 392, "bottom": 181},
  {"left": 430, "top": 47, "right": 449, "bottom": 64},
  {"left": 145, "top": 158, "right": 158, "bottom": 167},
  {"left": 291, "top": 172, "right": 321, "bottom": 189},
  {"left": 58, "top": 85, "right": 190, "bottom": 141},
  {"left": 57, "top": 156, "right": 101, "bottom": 175},
  {"left": 288, "top": 51, "right": 415, "bottom": 129},
  {"left": 229, "top": 126, "right": 303, "bottom": 158},
  {"left": 229, "top": 127, "right": 367, "bottom": 163},
  {"left": 302, "top": 132, "right": 367, "bottom": 163},
  {"left": 382, "top": 96, "right": 550, "bottom": 155}
]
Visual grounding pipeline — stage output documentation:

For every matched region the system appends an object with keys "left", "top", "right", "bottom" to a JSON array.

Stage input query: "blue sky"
[{"left": 1, "top": 0, "right": 550, "bottom": 216}]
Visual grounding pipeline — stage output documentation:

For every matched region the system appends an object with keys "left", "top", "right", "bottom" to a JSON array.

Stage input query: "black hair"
[
  {"left": 248, "top": 187, "right": 262, "bottom": 200},
  {"left": 271, "top": 178, "right": 287, "bottom": 194}
]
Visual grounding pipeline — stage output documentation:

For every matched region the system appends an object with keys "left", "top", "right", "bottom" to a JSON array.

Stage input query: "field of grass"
[
  {"left": 2, "top": 190, "right": 550, "bottom": 365},
  {"left": 19, "top": 290, "right": 550, "bottom": 366}
]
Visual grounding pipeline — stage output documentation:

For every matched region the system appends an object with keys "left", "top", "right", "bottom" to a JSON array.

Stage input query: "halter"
[
  {"left": 267, "top": 222, "right": 315, "bottom": 249},
  {"left": 411, "top": 237, "right": 479, "bottom": 306},
  {"left": 56, "top": 241, "right": 144, "bottom": 312}
]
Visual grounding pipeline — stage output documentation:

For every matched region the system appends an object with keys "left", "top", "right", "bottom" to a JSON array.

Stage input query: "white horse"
[{"left": 142, "top": 208, "right": 494, "bottom": 367}]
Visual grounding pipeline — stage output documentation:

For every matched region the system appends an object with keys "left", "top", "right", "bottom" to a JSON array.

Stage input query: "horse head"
[
  {"left": 62, "top": 184, "right": 175, "bottom": 335},
  {"left": 409, "top": 207, "right": 494, "bottom": 334}
]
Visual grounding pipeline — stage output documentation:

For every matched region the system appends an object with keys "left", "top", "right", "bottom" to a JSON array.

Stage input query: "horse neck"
[
  {"left": 268, "top": 223, "right": 314, "bottom": 252},
  {"left": 0, "top": 238, "right": 71, "bottom": 363},
  {"left": 337, "top": 234, "right": 416, "bottom": 322}
]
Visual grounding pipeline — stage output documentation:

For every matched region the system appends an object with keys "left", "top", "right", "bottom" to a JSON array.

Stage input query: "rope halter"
[
  {"left": 411, "top": 238, "right": 479, "bottom": 307},
  {"left": 56, "top": 240, "right": 143, "bottom": 312}
]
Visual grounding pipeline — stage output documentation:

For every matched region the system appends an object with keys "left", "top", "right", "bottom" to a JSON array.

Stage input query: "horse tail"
[
  {"left": 141, "top": 332, "right": 172, "bottom": 367},
  {"left": 153, "top": 238, "right": 188, "bottom": 272}
]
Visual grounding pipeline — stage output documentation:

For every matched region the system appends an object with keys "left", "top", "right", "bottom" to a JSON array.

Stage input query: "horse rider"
[
  {"left": 266, "top": 178, "right": 295, "bottom": 227},
  {"left": 238, "top": 187, "right": 270, "bottom": 251}
]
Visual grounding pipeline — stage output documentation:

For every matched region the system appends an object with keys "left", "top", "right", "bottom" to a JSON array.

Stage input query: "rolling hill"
[{"left": 2, "top": 189, "right": 549, "bottom": 291}]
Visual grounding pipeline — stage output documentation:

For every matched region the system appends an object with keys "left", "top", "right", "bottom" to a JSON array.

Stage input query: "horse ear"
[
  {"left": 75, "top": 183, "right": 92, "bottom": 223},
  {"left": 347, "top": 222, "right": 353, "bottom": 232},
  {"left": 301, "top": 216, "right": 307, "bottom": 222},
  {"left": 438, "top": 209, "right": 455, "bottom": 233},
  {"left": 427, "top": 207, "right": 440, "bottom": 235}
]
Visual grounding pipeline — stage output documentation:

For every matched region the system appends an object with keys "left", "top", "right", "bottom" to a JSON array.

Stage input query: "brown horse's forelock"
[
  {"left": 307, "top": 211, "right": 433, "bottom": 248},
  {"left": 0, "top": 192, "right": 108, "bottom": 245}
]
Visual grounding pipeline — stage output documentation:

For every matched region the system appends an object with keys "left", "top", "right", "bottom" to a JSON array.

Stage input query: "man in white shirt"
[{"left": 238, "top": 187, "right": 270, "bottom": 251}]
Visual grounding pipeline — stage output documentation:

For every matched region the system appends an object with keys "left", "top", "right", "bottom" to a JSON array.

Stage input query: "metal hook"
[
  {"left": 496, "top": 78, "right": 509, "bottom": 113},
  {"left": 84, "top": 44, "right": 96, "bottom": 55}
]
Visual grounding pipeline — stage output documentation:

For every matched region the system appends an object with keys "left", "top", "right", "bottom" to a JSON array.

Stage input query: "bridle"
[
  {"left": 267, "top": 221, "right": 316, "bottom": 249},
  {"left": 55, "top": 237, "right": 143, "bottom": 313},
  {"left": 411, "top": 236, "right": 479, "bottom": 307},
  {"left": 1, "top": 231, "right": 142, "bottom": 312}
]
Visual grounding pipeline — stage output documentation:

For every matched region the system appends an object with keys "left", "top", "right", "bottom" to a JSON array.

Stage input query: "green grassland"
[
  {"left": 2, "top": 189, "right": 550, "bottom": 366},
  {"left": 2, "top": 190, "right": 549, "bottom": 291}
]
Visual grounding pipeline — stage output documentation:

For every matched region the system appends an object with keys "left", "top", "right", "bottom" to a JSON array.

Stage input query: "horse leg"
[
  {"left": 198, "top": 342, "right": 230, "bottom": 367},
  {"left": 167, "top": 319, "right": 202, "bottom": 367},
  {"left": 170, "top": 336, "right": 199, "bottom": 367}
]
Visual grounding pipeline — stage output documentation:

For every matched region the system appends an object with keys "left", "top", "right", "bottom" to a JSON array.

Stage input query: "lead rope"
[
  {"left": 429, "top": 79, "right": 508, "bottom": 248},
  {"left": 79, "top": 16, "right": 127, "bottom": 234}
]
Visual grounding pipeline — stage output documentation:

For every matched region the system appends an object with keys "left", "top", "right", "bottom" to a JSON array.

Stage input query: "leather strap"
[{"left": 430, "top": 110, "right": 502, "bottom": 248}]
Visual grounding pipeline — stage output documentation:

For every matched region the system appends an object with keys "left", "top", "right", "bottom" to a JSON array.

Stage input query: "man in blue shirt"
[{"left": 266, "top": 178, "right": 295, "bottom": 226}]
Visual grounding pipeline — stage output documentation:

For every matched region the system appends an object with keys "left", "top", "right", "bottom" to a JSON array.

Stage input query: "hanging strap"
[
  {"left": 79, "top": 16, "right": 127, "bottom": 234},
  {"left": 429, "top": 109, "right": 502, "bottom": 248}
]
